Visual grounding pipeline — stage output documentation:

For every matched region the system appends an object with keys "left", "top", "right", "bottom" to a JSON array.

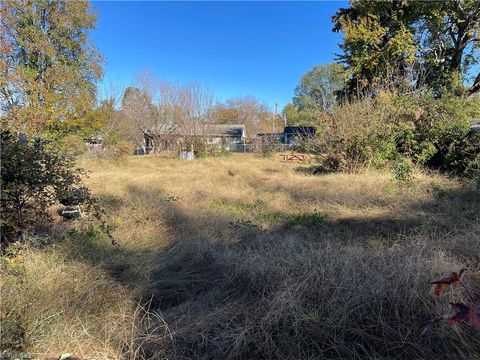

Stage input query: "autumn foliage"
[
  {"left": 423, "top": 269, "right": 480, "bottom": 334},
  {"left": 432, "top": 269, "right": 467, "bottom": 297}
]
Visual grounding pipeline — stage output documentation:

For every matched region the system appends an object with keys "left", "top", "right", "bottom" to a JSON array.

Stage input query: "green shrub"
[
  {"left": 308, "top": 97, "right": 396, "bottom": 172},
  {"left": 59, "top": 134, "right": 88, "bottom": 156},
  {"left": 391, "top": 159, "right": 414, "bottom": 182},
  {"left": 290, "top": 210, "right": 327, "bottom": 227},
  {"left": 0, "top": 130, "right": 85, "bottom": 246},
  {"left": 372, "top": 141, "right": 399, "bottom": 168},
  {"left": 306, "top": 92, "right": 480, "bottom": 176},
  {"left": 182, "top": 137, "right": 219, "bottom": 158},
  {"left": 391, "top": 93, "right": 480, "bottom": 174}
]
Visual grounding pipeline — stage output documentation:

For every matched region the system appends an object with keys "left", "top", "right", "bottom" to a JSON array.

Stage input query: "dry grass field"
[{"left": 2, "top": 153, "right": 480, "bottom": 359}]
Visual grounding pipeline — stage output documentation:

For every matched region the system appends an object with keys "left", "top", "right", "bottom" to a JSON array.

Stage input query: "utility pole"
[{"left": 272, "top": 102, "right": 278, "bottom": 134}]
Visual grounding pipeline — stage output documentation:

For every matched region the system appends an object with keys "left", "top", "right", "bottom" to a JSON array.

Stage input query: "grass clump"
[
  {"left": 210, "top": 198, "right": 250, "bottom": 215},
  {"left": 1, "top": 248, "right": 135, "bottom": 358},
  {"left": 148, "top": 231, "right": 480, "bottom": 359},
  {"left": 289, "top": 209, "right": 327, "bottom": 227}
]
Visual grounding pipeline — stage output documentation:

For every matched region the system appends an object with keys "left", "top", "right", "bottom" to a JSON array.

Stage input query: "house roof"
[
  {"left": 256, "top": 132, "right": 283, "bottom": 137},
  {"left": 210, "top": 124, "right": 246, "bottom": 137},
  {"left": 283, "top": 126, "right": 316, "bottom": 136},
  {"left": 146, "top": 124, "right": 246, "bottom": 137}
]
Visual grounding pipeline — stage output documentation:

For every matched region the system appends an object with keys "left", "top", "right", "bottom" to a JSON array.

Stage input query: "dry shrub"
[
  {"left": 306, "top": 93, "right": 480, "bottom": 176},
  {"left": 111, "top": 140, "right": 135, "bottom": 158},
  {"left": 90, "top": 140, "right": 134, "bottom": 159},
  {"left": 305, "top": 97, "right": 395, "bottom": 173}
]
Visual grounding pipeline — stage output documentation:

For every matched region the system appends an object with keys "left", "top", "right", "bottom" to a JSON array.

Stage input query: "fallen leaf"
[
  {"left": 467, "top": 303, "right": 480, "bottom": 331},
  {"left": 444, "top": 302, "right": 480, "bottom": 331},
  {"left": 431, "top": 269, "right": 467, "bottom": 297},
  {"left": 444, "top": 303, "right": 469, "bottom": 325}
]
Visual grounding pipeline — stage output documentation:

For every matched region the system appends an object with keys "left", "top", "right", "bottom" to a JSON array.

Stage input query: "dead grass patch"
[{"left": 2, "top": 154, "right": 479, "bottom": 358}]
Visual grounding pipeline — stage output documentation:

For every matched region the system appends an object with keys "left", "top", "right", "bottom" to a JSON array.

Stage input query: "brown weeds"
[{"left": 2, "top": 154, "right": 479, "bottom": 359}]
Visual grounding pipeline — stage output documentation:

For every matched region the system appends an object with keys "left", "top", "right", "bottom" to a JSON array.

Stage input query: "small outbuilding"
[
  {"left": 140, "top": 124, "right": 247, "bottom": 153},
  {"left": 207, "top": 124, "right": 247, "bottom": 151},
  {"left": 282, "top": 126, "right": 317, "bottom": 145}
]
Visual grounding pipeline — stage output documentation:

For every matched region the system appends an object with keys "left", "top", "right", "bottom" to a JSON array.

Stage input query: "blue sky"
[{"left": 91, "top": 1, "right": 347, "bottom": 110}]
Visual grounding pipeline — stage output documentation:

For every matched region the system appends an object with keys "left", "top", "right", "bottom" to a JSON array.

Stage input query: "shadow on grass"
[
  {"left": 62, "top": 180, "right": 480, "bottom": 299},
  {"left": 59, "top": 181, "right": 480, "bottom": 359},
  {"left": 294, "top": 164, "right": 333, "bottom": 175}
]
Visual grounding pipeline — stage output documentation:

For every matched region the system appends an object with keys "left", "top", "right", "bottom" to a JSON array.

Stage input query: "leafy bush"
[
  {"left": 90, "top": 140, "right": 133, "bottom": 159},
  {"left": 306, "top": 92, "right": 480, "bottom": 176},
  {"left": 391, "top": 159, "right": 414, "bottom": 182},
  {"left": 1, "top": 130, "right": 85, "bottom": 246},
  {"left": 307, "top": 97, "right": 396, "bottom": 172},
  {"left": 391, "top": 94, "right": 480, "bottom": 175},
  {"left": 182, "top": 137, "right": 221, "bottom": 158},
  {"left": 59, "top": 134, "right": 88, "bottom": 156}
]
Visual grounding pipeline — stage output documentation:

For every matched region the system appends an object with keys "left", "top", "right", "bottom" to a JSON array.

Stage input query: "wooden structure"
[{"left": 279, "top": 153, "right": 307, "bottom": 162}]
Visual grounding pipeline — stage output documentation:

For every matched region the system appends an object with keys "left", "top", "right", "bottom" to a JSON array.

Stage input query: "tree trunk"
[{"left": 467, "top": 72, "right": 480, "bottom": 96}]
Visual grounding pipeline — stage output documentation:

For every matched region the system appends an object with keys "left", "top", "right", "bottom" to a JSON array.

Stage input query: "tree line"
[
  {"left": 1, "top": 0, "right": 479, "bottom": 245},
  {"left": 117, "top": 72, "right": 281, "bottom": 151},
  {"left": 1, "top": 1, "right": 283, "bottom": 155},
  {"left": 283, "top": 0, "right": 480, "bottom": 126}
]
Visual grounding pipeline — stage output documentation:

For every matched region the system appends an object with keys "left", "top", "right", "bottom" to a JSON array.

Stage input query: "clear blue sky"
[{"left": 91, "top": 1, "right": 347, "bottom": 111}]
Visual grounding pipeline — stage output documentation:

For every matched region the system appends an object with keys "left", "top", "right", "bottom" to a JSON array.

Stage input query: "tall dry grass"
[{"left": 1, "top": 154, "right": 479, "bottom": 358}]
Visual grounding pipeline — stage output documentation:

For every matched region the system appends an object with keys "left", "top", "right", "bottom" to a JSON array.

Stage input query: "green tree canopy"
[
  {"left": 293, "top": 63, "right": 345, "bottom": 112},
  {"left": 333, "top": 0, "right": 480, "bottom": 96},
  {"left": 284, "top": 63, "right": 345, "bottom": 126},
  {"left": 0, "top": 0, "right": 103, "bottom": 133}
]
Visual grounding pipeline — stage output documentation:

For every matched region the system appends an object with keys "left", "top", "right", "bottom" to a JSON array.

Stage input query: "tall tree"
[
  {"left": 211, "top": 96, "right": 273, "bottom": 134},
  {"left": 121, "top": 86, "right": 158, "bottom": 145},
  {"left": 417, "top": 0, "right": 480, "bottom": 95},
  {"left": 0, "top": 0, "right": 103, "bottom": 132},
  {"left": 121, "top": 73, "right": 216, "bottom": 149},
  {"left": 333, "top": 0, "right": 480, "bottom": 96},
  {"left": 283, "top": 63, "right": 344, "bottom": 126},
  {"left": 293, "top": 63, "right": 345, "bottom": 112}
]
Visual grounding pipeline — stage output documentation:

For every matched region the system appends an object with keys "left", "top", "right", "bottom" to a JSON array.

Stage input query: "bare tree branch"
[{"left": 467, "top": 72, "right": 480, "bottom": 95}]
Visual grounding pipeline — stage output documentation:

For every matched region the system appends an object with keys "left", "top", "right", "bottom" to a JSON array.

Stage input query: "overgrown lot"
[{"left": 2, "top": 154, "right": 479, "bottom": 359}]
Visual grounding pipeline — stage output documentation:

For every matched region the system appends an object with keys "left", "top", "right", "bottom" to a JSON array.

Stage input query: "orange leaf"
[
  {"left": 431, "top": 269, "right": 467, "bottom": 297},
  {"left": 433, "top": 283, "right": 449, "bottom": 297}
]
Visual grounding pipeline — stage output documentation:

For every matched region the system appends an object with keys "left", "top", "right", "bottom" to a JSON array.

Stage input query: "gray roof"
[
  {"left": 210, "top": 124, "right": 246, "bottom": 137},
  {"left": 146, "top": 124, "right": 246, "bottom": 137}
]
